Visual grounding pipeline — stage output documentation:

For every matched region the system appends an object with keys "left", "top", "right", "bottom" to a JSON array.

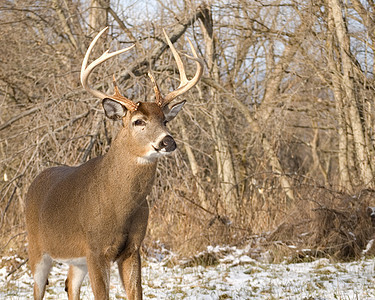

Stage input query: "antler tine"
[
  {"left": 148, "top": 72, "right": 163, "bottom": 106},
  {"left": 81, "top": 27, "right": 138, "bottom": 111},
  {"left": 112, "top": 75, "right": 139, "bottom": 112},
  {"left": 161, "top": 29, "right": 204, "bottom": 106}
]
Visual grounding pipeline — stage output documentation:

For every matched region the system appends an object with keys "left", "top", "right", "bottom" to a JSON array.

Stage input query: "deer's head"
[{"left": 80, "top": 27, "right": 203, "bottom": 163}]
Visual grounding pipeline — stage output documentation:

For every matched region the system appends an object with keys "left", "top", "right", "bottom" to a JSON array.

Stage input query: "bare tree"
[{"left": 1, "top": 0, "right": 375, "bottom": 264}]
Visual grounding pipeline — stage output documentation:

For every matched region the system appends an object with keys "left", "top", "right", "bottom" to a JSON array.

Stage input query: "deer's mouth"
[
  {"left": 138, "top": 136, "right": 177, "bottom": 164},
  {"left": 151, "top": 145, "right": 168, "bottom": 155},
  {"left": 152, "top": 145, "right": 160, "bottom": 152}
]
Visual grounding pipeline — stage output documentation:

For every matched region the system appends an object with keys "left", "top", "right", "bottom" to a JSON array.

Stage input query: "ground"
[{"left": 2, "top": 245, "right": 375, "bottom": 299}]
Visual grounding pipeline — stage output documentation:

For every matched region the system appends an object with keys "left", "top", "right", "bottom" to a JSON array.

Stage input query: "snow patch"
[{"left": 2, "top": 246, "right": 375, "bottom": 299}]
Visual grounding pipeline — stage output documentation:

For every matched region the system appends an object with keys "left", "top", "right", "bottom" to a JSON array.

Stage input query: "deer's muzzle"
[{"left": 157, "top": 135, "right": 176, "bottom": 153}]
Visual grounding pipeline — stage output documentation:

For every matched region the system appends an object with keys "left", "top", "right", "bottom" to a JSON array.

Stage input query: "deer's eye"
[
  {"left": 133, "top": 119, "right": 146, "bottom": 127},
  {"left": 163, "top": 120, "right": 168, "bottom": 126}
]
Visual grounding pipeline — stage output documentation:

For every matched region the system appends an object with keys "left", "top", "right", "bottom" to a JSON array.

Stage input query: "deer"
[{"left": 25, "top": 27, "right": 203, "bottom": 300}]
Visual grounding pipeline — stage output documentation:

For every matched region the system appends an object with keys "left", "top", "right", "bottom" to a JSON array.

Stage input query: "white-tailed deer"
[{"left": 25, "top": 27, "right": 203, "bottom": 300}]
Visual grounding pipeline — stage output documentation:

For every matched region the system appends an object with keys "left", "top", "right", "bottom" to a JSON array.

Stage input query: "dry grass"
[
  {"left": 264, "top": 186, "right": 375, "bottom": 262},
  {"left": 145, "top": 173, "right": 375, "bottom": 264}
]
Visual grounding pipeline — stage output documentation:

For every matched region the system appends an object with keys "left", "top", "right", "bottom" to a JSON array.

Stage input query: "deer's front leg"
[
  {"left": 117, "top": 205, "right": 148, "bottom": 300},
  {"left": 86, "top": 254, "right": 111, "bottom": 300},
  {"left": 117, "top": 249, "right": 143, "bottom": 300}
]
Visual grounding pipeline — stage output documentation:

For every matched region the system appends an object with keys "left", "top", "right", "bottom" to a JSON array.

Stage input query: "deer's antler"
[
  {"left": 81, "top": 27, "right": 139, "bottom": 112},
  {"left": 151, "top": 30, "right": 204, "bottom": 107}
]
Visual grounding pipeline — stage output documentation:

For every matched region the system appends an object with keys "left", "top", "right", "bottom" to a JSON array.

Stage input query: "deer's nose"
[{"left": 158, "top": 135, "right": 176, "bottom": 152}]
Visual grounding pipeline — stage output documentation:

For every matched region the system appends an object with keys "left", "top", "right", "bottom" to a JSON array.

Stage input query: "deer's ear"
[
  {"left": 102, "top": 98, "right": 127, "bottom": 120},
  {"left": 163, "top": 100, "right": 186, "bottom": 122}
]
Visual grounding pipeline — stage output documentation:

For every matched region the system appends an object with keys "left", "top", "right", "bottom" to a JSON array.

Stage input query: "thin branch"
[
  {"left": 0, "top": 185, "right": 17, "bottom": 229},
  {"left": 118, "top": 7, "right": 207, "bottom": 84},
  {"left": 7, "top": 258, "right": 28, "bottom": 278},
  {"left": 0, "top": 90, "right": 82, "bottom": 132}
]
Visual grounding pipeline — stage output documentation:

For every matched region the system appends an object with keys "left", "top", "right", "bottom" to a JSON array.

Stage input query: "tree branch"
[{"left": 118, "top": 7, "right": 207, "bottom": 84}]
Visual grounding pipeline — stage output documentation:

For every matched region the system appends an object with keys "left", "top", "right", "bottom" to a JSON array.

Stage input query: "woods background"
[{"left": 1, "top": 0, "right": 375, "bottom": 265}]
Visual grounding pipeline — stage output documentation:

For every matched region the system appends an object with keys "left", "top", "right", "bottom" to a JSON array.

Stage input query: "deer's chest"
[{"left": 86, "top": 203, "right": 149, "bottom": 262}]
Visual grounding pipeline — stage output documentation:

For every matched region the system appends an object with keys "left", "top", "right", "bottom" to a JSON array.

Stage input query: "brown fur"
[{"left": 25, "top": 102, "right": 175, "bottom": 300}]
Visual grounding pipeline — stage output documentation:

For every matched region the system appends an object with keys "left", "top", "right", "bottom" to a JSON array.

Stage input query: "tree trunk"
[
  {"left": 328, "top": 0, "right": 374, "bottom": 187},
  {"left": 326, "top": 10, "right": 353, "bottom": 191},
  {"left": 89, "top": 0, "right": 109, "bottom": 33},
  {"left": 178, "top": 117, "right": 207, "bottom": 208},
  {"left": 200, "top": 6, "right": 239, "bottom": 217}
]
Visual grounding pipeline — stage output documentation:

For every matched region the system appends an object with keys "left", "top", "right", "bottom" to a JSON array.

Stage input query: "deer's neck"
[{"left": 99, "top": 129, "right": 157, "bottom": 207}]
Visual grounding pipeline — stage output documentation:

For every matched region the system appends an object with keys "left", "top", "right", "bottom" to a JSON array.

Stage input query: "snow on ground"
[{"left": 2, "top": 245, "right": 375, "bottom": 299}]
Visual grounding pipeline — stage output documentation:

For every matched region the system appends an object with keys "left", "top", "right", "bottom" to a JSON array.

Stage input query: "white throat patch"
[
  {"left": 137, "top": 149, "right": 163, "bottom": 165},
  {"left": 137, "top": 141, "right": 172, "bottom": 165}
]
